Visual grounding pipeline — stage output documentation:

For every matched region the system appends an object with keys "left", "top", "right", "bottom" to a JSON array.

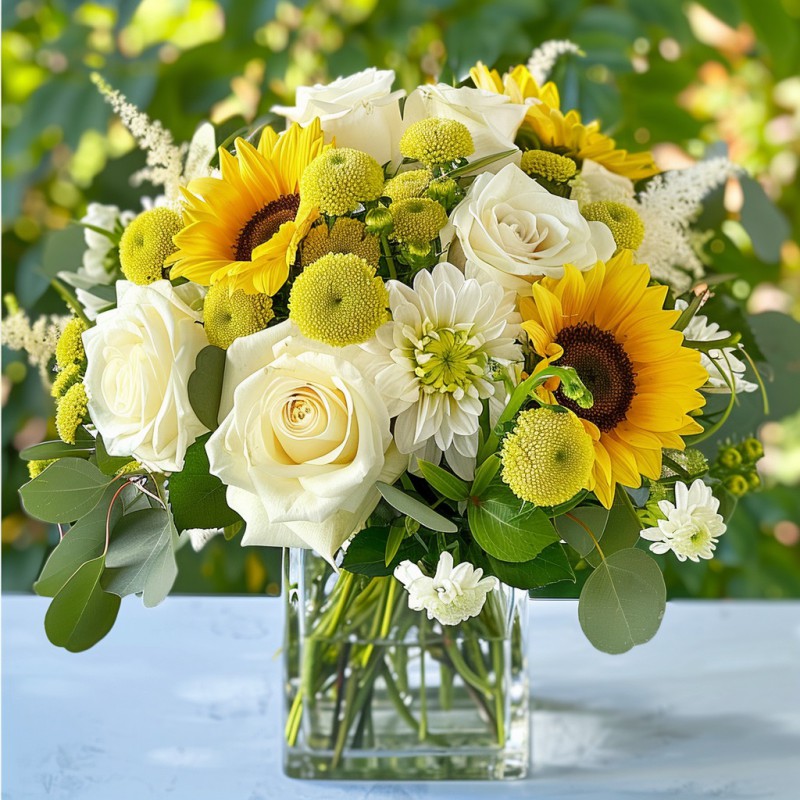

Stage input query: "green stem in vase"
[
  {"left": 492, "top": 640, "right": 506, "bottom": 748},
  {"left": 419, "top": 614, "right": 428, "bottom": 742}
]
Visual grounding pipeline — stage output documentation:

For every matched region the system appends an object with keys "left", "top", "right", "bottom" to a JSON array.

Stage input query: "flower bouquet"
[{"left": 6, "top": 40, "right": 768, "bottom": 781}]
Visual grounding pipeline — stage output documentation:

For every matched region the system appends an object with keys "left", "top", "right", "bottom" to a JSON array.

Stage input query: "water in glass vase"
[{"left": 283, "top": 548, "right": 530, "bottom": 780}]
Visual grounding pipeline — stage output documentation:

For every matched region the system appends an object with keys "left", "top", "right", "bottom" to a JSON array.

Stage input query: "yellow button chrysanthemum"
[
  {"left": 581, "top": 201, "right": 645, "bottom": 252},
  {"left": 301, "top": 218, "right": 380, "bottom": 268},
  {"left": 389, "top": 197, "right": 448, "bottom": 246},
  {"left": 203, "top": 283, "right": 274, "bottom": 350},
  {"left": 28, "top": 459, "right": 56, "bottom": 479},
  {"left": 399, "top": 118, "right": 475, "bottom": 168},
  {"left": 300, "top": 148, "right": 385, "bottom": 216},
  {"left": 383, "top": 169, "right": 431, "bottom": 201},
  {"left": 119, "top": 207, "right": 183, "bottom": 285},
  {"left": 51, "top": 362, "right": 82, "bottom": 399},
  {"left": 520, "top": 150, "right": 577, "bottom": 183},
  {"left": 55, "top": 382, "right": 88, "bottom": 445},
  {"left": 55, "top": 317, "right": 88, "bottom": 369},
  {"left": 289, "top": 253, "right": 388, "bottom": 346},
  {"left": 501, "top": 407, "right": 594, "bottom": 506}
]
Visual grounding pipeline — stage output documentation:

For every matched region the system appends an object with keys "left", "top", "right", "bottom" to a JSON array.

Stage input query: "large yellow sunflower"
[
  {"left": 167, "top": 120, "right": 328, "bottom": 295},
  {"left": 519, "top": 251, "right": 707, "bottom": 508},
  {"left": 470, "top": 63, "right": 659, "bottom": 181}
]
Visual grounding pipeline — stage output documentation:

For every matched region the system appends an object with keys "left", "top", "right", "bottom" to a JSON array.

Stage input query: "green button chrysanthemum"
[
  {"left": 300, "top": 148, "right": 385, "bottom": 216},
  {"left": 581, "top": 201, "right": 645, "bottom": 252},
  {"left": 301, "top": 218, "right": 380, "bottom": 268},
  {"left": 119, "top": 207, "right": 183, "bottom": 285},
  {"left": 55, "top": 317, "right": 88, "bottom": 369},
  {"left": 399, "top": 118, "right": 474, "bottom": 168},
  {"left": 289, "top": 253, "right": 388, "bottom": 346},
  {"left": 501, "top": 407, "right": 594, "bottom": 506},
  {"left": 55, "top": 382, "right": 88, "bottom": 445},
  {"left": 382, "top": 169, "right": 431, "bottom": 201},
  {"left": 520, "top": 150, "right": 577, "bottom": 183},
  {"left": 389, "top": 197, "right": 448, "bottom": 246},
  {"left": 203, "top": 282, "right": 274, "bottom": 350}
]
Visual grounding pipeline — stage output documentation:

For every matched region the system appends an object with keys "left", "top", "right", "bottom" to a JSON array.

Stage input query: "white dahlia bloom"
[
  {"left": 676, "top": 300, "right": 758, "bottom": 394},
  {"left": 641, "top": 479, "right": 727, "bottom": 562},
  {"left": 394, "top": 551, "right": 498, "bottom": 626},
  {"left": 362, "top": 261, "right": 522, "bottom": 479}
]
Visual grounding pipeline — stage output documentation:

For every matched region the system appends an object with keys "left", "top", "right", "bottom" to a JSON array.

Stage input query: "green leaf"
[
  {"left": 739, "top": 175, "right": 791, "bottom": 264},
  {"left": 585, "top": 488, "right": 643, "bottom": 566},
  {"left": 342, "top": 527, "right": 426, "bottom": 577},
  {"left": 578, "top": 548, "right": 666, "bottom": 654},
  {"left": 470, "top": 454, "right": 500, "bottom": 499},
  {"left": 104, "top": 508, "right": 179, "bottom": 607},
  {"left": 20, "top": 458, "right": 113, "bottom": 523},
  {"left": 20, "top": 428, "right": 95, "bottom": 461},
  {"left": 384, "top": 520, "right": 406, "bottom": 567},
  {"left": 375, "top": 481, "right": 458, "bottom": 533},
  {"left": 44, "top": 556, "right": 121, "bottom": 653},
  {"left": 168, "top": 434, "right": 241, "bottom": 532},
  {"left": 95, "top": 435, "right": 136, "bottom": 476},
  {"left": 467, "top": 482, "right": 559, "bottom": 562},
  {"left": 188, "top": 345, "right": 226, "bottom": 430},
  {"left": 417, "top": 460, "right": 469, "bottom": 501},
  {"left": 555, "top": 506, "right": 609, "bottom": 558},
  {"left": 34, "top": 483, "right": 124, "bottom": 597},
  {"left": 484, "top": 542, "right": 575, "bottom": 590}
]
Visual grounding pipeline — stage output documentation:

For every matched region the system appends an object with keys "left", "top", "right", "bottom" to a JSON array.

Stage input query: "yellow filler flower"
[
  {"left": 168, "top": 120, "right": 328, "bottom": 295},
  {"left": 519, "top": 251, "right": 707, "bottom": 508},
  {"left": 471, "top": 63, "right": 658, "bottom": 181}
]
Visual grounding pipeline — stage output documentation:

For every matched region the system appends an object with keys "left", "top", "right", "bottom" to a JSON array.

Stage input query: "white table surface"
[{"left": 3, "top": 596, "right": 800, "bottom": 799}]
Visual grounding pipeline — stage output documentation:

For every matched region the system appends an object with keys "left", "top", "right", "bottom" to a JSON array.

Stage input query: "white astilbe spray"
[
  {"left": 527, "top": 40, "right": 582, "bottom": 85},
  {"left": 632, "top": 157, "right": 741, "bottom": 291},
  {"left": 1, "top": 300, "right": 70, "bottom": 384},
  {"left": 91, "top": 73, "right": 213, "bottom": 203}
]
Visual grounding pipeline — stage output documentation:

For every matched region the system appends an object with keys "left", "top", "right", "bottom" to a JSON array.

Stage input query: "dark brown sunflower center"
[
  {"left": 554, "top": 322, "right": 636, "bottom": 432},
  {"left": 234, "top": 194, "right": 300, "bottom": 261}
]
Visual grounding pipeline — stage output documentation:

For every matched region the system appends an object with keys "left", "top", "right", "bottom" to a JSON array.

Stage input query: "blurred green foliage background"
[{"left": 3, "top": 0, "right": 800, "bottom": 599}]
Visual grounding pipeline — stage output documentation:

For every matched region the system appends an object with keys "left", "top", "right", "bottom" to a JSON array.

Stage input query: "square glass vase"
[{"left": 283, "top": 548, "right": 530, "bottom": 780}]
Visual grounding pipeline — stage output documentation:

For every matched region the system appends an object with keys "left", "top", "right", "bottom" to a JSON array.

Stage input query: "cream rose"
[
  {"left": 206, "top": 322, "right": 406, "bottom": 565},
  {"left": 445, "top": 163, "right": 616, "bottom": 291},
  {"left": 82, "top": 280, "right": 209, "bottom": 473},
  {"left": 401, "top": 84, "right": 527, "bottom": 173},
  {"left": 272, "top": 67, "right": 405, "bottom": 166}
]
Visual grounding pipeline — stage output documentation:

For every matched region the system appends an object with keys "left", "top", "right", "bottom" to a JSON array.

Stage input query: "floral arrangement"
[{"left": 7, "top": 42, "right": 766, "bottom": 670}]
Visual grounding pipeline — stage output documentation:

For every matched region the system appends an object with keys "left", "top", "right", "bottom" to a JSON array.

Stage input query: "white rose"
[
  {"left": 401, "top": 84, "right": 527, "bottom": 173},
  {"left": 82, "top": 280, "right": 209, "bottom": 473},
  {"left": 570, "top": 158, "right": 636, "bottom": 207},
  {"left": 272, "top": 67, "right": 405, "bottom": 166},
  {"left": 207, "top": 322, "right": 407, "bottom": 565},
  {"left": 444, "top": 163, "right": 616, "bottom": 291}
]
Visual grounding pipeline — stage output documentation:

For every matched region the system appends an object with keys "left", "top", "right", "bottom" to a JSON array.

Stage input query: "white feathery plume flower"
[
  {"left": 394, "top": 551, "right": 498, "bottom": 626},
  {"left": 1, "top": 299, "right": 69, "bottom": 384},
  {"left": 360, "top": 261, "right": 522, "bottom": 480},
  {"left": 632, "top": 157, "right": 741, "bottom": 291},
  {"left": 641, "top": 479, "right": 727, "bottom": 562},
  {"left": 526, "top": 40, "right": 582, "bottom": 85},
  {"left": 675, "top": 299, "right": 758, "bottom": 394}
]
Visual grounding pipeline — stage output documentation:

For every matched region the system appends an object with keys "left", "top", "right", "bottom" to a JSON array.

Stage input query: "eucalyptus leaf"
[
  {"left": 585, "top": 489, "right": 643, "bottom": 567},
  {"left": 20, "top": 428, "right": 95, "bottom": 461},
  {"left": 467, "top": 482, "right": 559, "bottom": 562},
  {"left": 187, "top": 345, "right": 226, "bottom": 430},
  {"left": 417, "top": 460, "right": 469, "bottom": 501},
  {"left": 555, "top": 506, "right": 609, "bottom": 558},
  {"left": 578, "top": 548, "right": 666, "bottom": 654},
  {"left": 95, "top": 435, "right": 136, "bottom": 476},
  {"left": 168, "top": 434, "right": 240, "bottom": 532},
  {"left": 34, "top": 483, "right": 124, "bottom": 597},
  {"left": 104, "top": 508, "right": 179, "bottom": 607},
  {"left": 44, "top": 556, "right": 121, "bottom": 653},
  {"left": 739, "top": 175, "right": 791, "bottom": 264},
  {"left": 20, "top": 458, "right": 113, "bottom": 523},
  {"left": 375, "top": 481, "right": 458, "bottom": 533}
]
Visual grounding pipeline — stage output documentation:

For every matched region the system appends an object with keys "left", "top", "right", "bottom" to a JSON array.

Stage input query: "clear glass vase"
[{"left": 282, "top": 548, "right": 530, "bottom": 780}]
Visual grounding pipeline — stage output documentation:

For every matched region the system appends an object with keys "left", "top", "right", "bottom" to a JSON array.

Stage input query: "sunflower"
[
  {"left": 167, "top": 120, "right": 328, "bottom": 295},
  {"left": 519, "top": 251, "right": 707, "bottom": 508},
  {"left": 470, "top": 63, "right": 659, "bottom": 181}
]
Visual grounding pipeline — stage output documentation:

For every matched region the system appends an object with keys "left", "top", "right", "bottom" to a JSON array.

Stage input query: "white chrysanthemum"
[
  {"left": 641, "top": 479, "right": 727, "bottom": 562},
  {"left": 394, "top": 551, "right": 498, "bottom": 626},
  {"left": 361, "top": 261, "right": 522, "bottom": 479},
  {"left": 676, "top": 300, "right": 757, "bottom": 394},
  {"left": 633, "top": 158, "right": 740, "bottom": 291},
  {"left": 526, "top": 39, "right": 582, "bottom": 85}
]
